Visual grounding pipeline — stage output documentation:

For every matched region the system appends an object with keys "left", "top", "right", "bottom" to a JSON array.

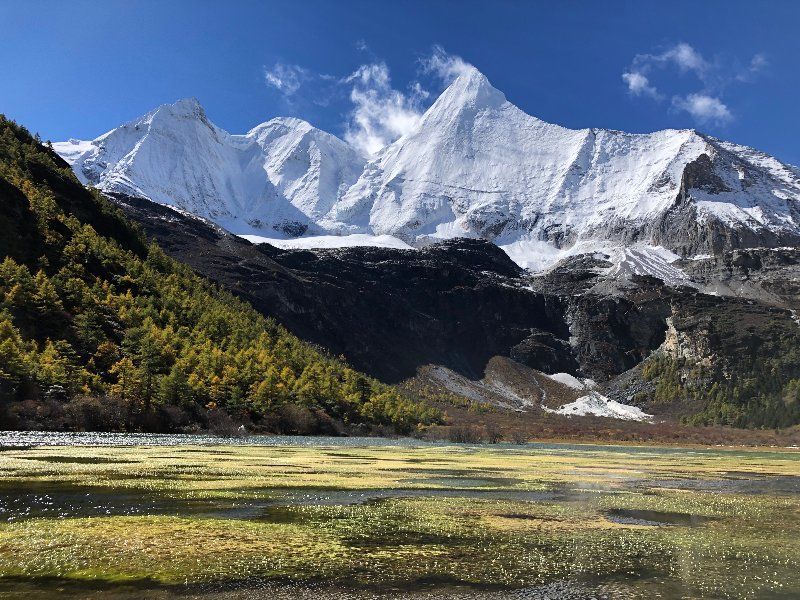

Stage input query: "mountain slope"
[
  {"left": 0, "top": 115, "right": 437, "bottom": 433},
  {"left": 115, "top": 193, "right": 800, "bottom": 429},
  {"left": 56, "top": 69, "right": 800, "bottom": 268}
]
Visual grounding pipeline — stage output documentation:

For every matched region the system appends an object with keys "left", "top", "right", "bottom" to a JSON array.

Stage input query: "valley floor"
[{"left": 0, "top": 436, "right": 798, "bottom": 599}]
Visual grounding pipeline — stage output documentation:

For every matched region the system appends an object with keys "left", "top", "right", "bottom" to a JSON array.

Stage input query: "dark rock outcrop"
[
  {"left": 113, "top": 194, "right": 673, "bottom": 383},
  {"left": 115, "top": 195, "right": 576, "bottom": 381}
]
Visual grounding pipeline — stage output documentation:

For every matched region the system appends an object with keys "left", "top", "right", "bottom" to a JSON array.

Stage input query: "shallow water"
[
  {"left": 603, "top": 508, "right": 716, "bottom": 527},
  {"left": 3, "top": 429, "right": 793, "bottom": 455}
]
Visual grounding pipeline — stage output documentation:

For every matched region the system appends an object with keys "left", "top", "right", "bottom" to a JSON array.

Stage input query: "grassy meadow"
[{"left": 0, "top": 440, "right": 798, "bottom": 598}]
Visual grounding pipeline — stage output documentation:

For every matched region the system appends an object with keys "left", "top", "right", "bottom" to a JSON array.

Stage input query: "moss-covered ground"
[{"left": 0, "top": 442, "right": 797, "bottom": 598}]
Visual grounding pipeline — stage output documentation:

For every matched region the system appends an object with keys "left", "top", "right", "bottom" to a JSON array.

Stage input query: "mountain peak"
[
  {"left": 435, "top": 66, "right": 506, "bottom": 111},
  {"left": 246, "top": 116, "right": 313, "bottom": 139},
  {"left": 55, "top": 75, "right": 800, "bottom": 264},
  {"left": 453, "top": 65, "right": 491, "bottom": 86},
  {"left": 148, "top": 98, "right": 207, "bottom": 123},
  {"left": 54, "top": 97, "right": 366, "bottom": 232}
]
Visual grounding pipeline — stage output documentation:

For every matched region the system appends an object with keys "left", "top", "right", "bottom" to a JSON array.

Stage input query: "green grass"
[{"left": 0, "top": 443, "right": 798, "bottom": 598}]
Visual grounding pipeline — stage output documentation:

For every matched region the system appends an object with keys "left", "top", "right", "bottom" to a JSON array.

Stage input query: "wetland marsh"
[{"left": 0, "top": 434, "right": 798, "bottom": 599}]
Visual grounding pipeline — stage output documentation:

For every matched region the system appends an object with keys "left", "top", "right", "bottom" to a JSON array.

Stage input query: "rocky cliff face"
[
  {"left": 114, "top": 194, "right": 676, "bottom": 382},
  {"left": 678, "top": 247, "right": 800, "bottom": 309},
  {"left": 114, "top": 194, "right": 573, "bottom": 381}
]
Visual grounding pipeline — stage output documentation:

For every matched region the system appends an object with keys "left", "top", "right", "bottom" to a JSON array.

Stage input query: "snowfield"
[
  {"left": 240, "top": 233, "right": 414, "bottom": 250},
  {"left": 543, "top": 372, "right": 588, "bottom": 390},
  {"left": 544, "top": 391, "right": 653, "bottom": 421}
]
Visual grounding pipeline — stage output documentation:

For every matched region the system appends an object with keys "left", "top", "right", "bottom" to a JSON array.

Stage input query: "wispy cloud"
[
  {"left": 622, "top": 71, "right": 661, "bottom": 99},
  {"left": 623, "top": 42, "right": 710, "bottom": 101},
  {"left": 342, "top": 47, "right": 477, "bottom": 156},
  {"left": 622, "top": 42, "right": 767, "bottom": 127},
  {"left": 736, "top": 53, "right": 768, "bottom": 82},
  {"left": 343, "top": 62, "right": 425, "bottom": 156},
  {"left": 658, "top": 42, "right": 708, "bottom": 75},
  {"left": 672, "top": 94, "right": 732, "bottom": 125},
  {"left": 261, "top": 46, "right": 473, "bottom": 156},
  {"left": 420, "top": 45, "right": 472, "bottom": 83},
  {"left": 264, "top": 62, "right": 309, "bottom": 96}
]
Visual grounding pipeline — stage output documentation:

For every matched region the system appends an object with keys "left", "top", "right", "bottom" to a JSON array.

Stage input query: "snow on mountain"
[
  {"left": 543, "top": 372, "right": 591, "bottom": 390},
  {"left": 327, "top": 67, "right": 800, "bottom": 257},
  {"left": 54, "top": 138, "right": 95, "bottom": 164},
  {"left": 544, "top": 391, "right": 653, "bottom": 421},
  {"left": 326, "top": 68, "right": 705, "bottom": 240},
  {"left": 239, "top": 233, "right": 414, "bottom": 250},
  {"left": 55, "top": 68, "right": 800, "bottom": 272},
  {"left": 245, "top": 117, "right": 365, "bottom": 224},
  {"left": 54, "top": 99, "right": 365, "bottom": 237}
]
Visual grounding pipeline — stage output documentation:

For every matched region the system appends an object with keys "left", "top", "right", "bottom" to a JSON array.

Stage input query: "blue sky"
[{"left": 3, "top": 0, "right": 799, "bottom": 163}]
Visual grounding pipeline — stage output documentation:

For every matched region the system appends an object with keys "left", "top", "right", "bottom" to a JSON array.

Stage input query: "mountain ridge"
[{"left": 55, "top": 66, "right": 800, "bottom": 270}]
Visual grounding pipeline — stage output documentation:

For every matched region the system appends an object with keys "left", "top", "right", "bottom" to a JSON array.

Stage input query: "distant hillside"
[
  {"left": 116, "top": 192, "right": 800, "bottom": 431},
  {"left": 0, "top": 115, "right": 439, "bottom": 434}
]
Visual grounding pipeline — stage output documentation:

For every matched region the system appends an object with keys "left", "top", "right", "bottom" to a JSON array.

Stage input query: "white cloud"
[
  {"left": 264, "top": 62, "right": 308, "bottom": 96},
  {"left": 630, "top": 42, "right": 708, "bottom": 79},
  {"left": 736, "top": 53, "right": 768, "bottom": 82},
  {"left": 623, "top": 42, "right": 766, "bottom": 126},
  {"left": 343, "top": 47, "right": 477, "bottom": 156},
  {"left": 343, "top": 63, "right": 425, "bottom": 156},
  {"left": 622, "top": 42, "right": 709, "bottom": 106},
  {"left": 748, "top": 53, "right": 768, "bottom": 72},
  {"left": 660, "top": 42, "right": 708, "bottom": 74},
  {"left": 672, "top": 94, "right": 732, "bottom": 124},
  {"left": 622, "top": 71, "right": 661, "bottom": 99},
  {"left": 263, "top": 47, "right": 475, "bottom": 155},
  {"left": 421, "top": 45, "right": 473, "bottom": 83}
]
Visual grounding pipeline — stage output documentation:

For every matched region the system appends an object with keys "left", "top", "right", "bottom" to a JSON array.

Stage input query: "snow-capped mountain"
[
  {"left": 55, "top": 67, "right": 800, "bottom": 270},
  {"left": 329, "top": 68, "right": 800, "bottom": 254},
  {"left": 55, "top": 98, "right": 364, "bottom": 236}
]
